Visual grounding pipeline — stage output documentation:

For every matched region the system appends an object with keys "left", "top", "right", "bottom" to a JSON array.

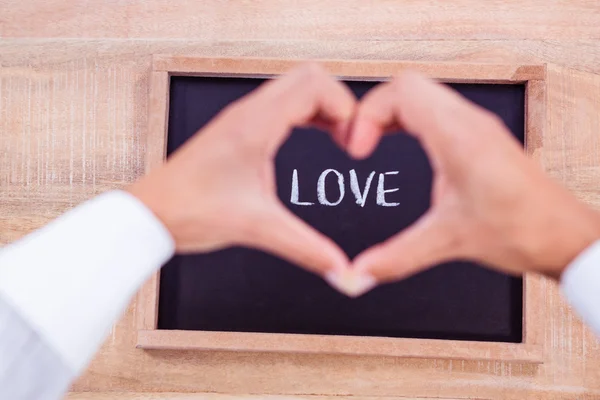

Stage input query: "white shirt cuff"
[
  {"left": 561, "top": 240, "right": 600, "bottom": 336},
  {"left": 0, "top": 191, "right": 175, "bottom": 374}
]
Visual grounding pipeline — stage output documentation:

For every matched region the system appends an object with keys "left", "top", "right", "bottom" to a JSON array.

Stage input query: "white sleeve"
[
  {"left": 561, "top": 240, "right": 600, "bottom": 335},
  {"left": 0, "top": 190, "right": 175, "bottom": 376}
]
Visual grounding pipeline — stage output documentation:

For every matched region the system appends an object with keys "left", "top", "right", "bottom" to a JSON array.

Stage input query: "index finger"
[
  {"left": 230, "top": 63, "right": 358, "bottom": 151},
  {"left": 346, "top": 71, "right": 499, "bottom": 160}
]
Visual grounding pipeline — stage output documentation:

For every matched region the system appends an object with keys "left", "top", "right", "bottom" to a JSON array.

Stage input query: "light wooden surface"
[
  {"left": 2, "top": 1, "right": 600, "bottom": 399},
  {"left": 2, "top": 0, "right": 600, "bottom": 40}
]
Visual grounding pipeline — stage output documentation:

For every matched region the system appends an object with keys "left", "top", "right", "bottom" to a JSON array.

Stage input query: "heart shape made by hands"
[{"left": 135, "top": 63, "right": 576, "bottom": 300}]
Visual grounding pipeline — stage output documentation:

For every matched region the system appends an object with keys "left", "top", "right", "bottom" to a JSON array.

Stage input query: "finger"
[
  {"left": 352, "top": 210, "right": 461, "bottom": 284},
  {"left": 347, "top": 70, "right": 498, "bottom": 160},
  {"left": 301, "top": 115, "right": 352, "bottom": 149},
  {"left": 242, "top": 201, "right": 356, "bottom": 291},
  {"left": 232, "top": 63, "right": 357, "bottom": 152}
]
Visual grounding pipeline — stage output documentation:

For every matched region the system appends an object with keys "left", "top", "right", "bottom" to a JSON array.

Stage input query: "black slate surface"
[{"left": 157, "top": 76, "right": 525, "bottom": 343}]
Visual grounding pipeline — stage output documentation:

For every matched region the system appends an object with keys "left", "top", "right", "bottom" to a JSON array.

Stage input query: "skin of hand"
[
  {"left": 345, "top": 71, "right": 600, "bottom": 294},
  {"left": 128, "top": 63, "right": 366, "bottom": 294}
]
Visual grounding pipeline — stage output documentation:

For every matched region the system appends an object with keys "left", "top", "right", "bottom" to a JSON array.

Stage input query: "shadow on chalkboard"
[{"left": 158, "top": 77, "right": 525, "bottom": 343}]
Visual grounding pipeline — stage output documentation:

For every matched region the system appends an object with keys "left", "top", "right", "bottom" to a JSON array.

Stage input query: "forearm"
[{"left": 0, "top": 191, "right": 174, "bottom": 399}]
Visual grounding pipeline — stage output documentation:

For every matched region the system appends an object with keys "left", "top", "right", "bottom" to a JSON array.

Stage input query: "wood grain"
[
  {"left": 66, "top": 394, "right": 470, "bottom": 400},
  {"left": 525, "top": 80, "right": 547, "bottom": 162},
  {"left": 545, "top": 65, "right": 600, "bottom": 208},
  {"left": 523, "top": 274, "right": 546, "bottom": 359},
  {"left": 137, "top": 329, "right": 544, "bottom": 363},
  {"left": 523, "top": 82, "right": 548, "bottom": 360},
  {"left": 136, "top": 71, "right": 169, "bottom": 332},
  {"left": 6, "top": 39, "right": 600, "bottom": 75},
  {"left": 155, "top": 56, "right": 545, "bottom": 82},
  {"left": 2, "top": 0, "right": 600, "bottom": 40},
  {"left": 0, "top": 46, "right": 147, "bottom": 245},
  {"left": 2, "top": 1, "right": 600, "bottom": 397}
]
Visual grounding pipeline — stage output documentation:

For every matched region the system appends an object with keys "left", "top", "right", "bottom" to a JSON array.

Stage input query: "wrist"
[
  {"left": 126, "top": 177, "right": 177, "bottom": 244},
  {"left": 530, "top": 204, "right": 600, "bottom": 280},
  {"left": 126, "top": 174, "right": 216, "bottom": 254}
]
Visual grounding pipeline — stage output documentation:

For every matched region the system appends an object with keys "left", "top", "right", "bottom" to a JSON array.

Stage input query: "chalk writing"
[
  {"left": 377, "top": 171, "right": 400, "bottom": 207},
  {"left": 350, "top": 169, "right": 375, "bottom": 207},
  {"left": 317, "top": 169, "right": 345, "bottom": 206},
  {"left": 290, "top": 169, "right": 400, "bottom": 207},
  {"left": 291, "top": 169, "right": 314, "bottom": 205}
]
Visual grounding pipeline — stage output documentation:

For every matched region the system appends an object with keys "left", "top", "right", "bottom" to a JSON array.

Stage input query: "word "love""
[{"left": 290, "top": 169, "right": 400, "bottom": 207}]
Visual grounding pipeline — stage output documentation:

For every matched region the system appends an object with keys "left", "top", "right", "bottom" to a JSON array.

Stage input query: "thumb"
[
  {"left": 243, "top": 201, "right": 352, "bottom": 287},
  {"left": 353, "top": 210, "right": 460, "bottom": 284}
]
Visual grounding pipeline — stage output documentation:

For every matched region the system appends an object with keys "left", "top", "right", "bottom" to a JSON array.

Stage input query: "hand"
[
  {"left": 347, "top": 71, "right": 600, "bottom": 288},
  {"left": 128, "top": 64, "right": 357, "bottom": 282}
]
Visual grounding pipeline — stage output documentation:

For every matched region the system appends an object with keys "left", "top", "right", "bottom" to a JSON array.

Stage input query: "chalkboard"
[{"left": 158, "top": 76, "right": 525, "bottom": 343}]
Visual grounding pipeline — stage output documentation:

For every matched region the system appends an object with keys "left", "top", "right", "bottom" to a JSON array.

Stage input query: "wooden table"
[{"left": 2, "top": 1, "right": 600, "bottom": 399}]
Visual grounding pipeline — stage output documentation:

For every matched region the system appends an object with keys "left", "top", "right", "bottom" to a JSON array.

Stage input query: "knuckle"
[
  {"left": 293, "top": 63, "right": 327, "bottom": 92},
  {"left": 298, "top": 62, "right": 326, "bottom": 78},
  {"left": 480, "top": 109, "right": 506, "bottom": 131},
  {"left": 390, "top": 75, "right": 404, "bottom": 91},
  {"left": 219, "top": 103, "right": 263, "bottom": 151},
  {"left": 457, "top": 105, "right": 508, "bottom": 139},
  {"left": 390, "top": 72, "right": 414, "bottom": 94},
  {"left": 220, "top": 97, "right": 249, "bottom": 122},
  {"left": 383, "top": 77, "right": 406, "bottom": 104}
]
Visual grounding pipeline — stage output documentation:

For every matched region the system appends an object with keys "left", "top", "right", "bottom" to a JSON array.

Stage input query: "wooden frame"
[{"left": 137, "top": 56, "right": 547, "bottom": 363}]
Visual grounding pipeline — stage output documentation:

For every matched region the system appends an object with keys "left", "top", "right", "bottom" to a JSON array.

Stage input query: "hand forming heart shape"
[{"left": 130, "top": 63, "right": 600, "bottom": 297}]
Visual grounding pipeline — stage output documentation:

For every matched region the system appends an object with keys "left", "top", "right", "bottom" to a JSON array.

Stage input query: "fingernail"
[
  {"left": 347, "top": 118, "right": 374, "bottom": 160},
  {"left": 325, "top": 270, "right": 377, "bottom": 298}
]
